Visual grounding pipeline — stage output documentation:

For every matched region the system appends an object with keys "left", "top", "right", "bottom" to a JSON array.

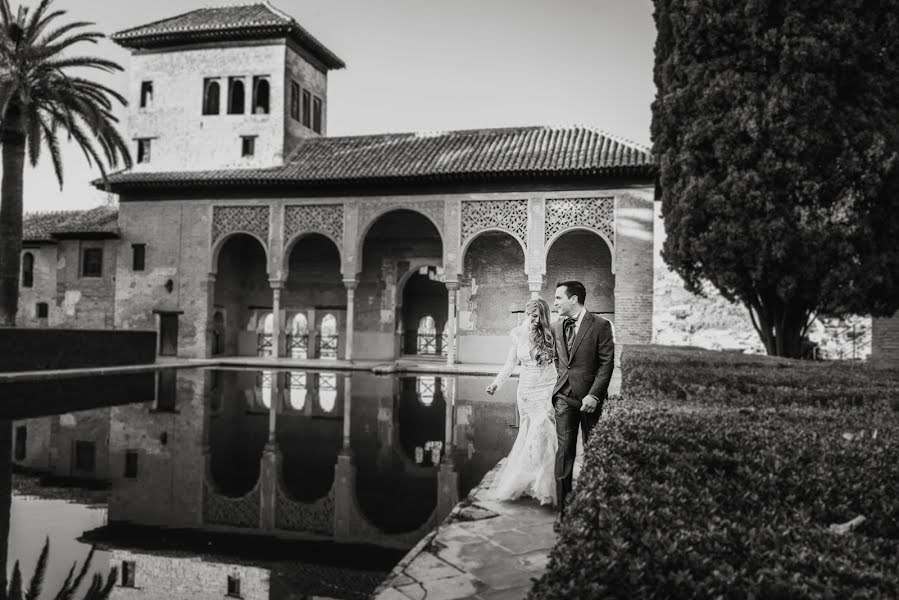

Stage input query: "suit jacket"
[{"left": 553, "top": 310, "right": 615, "bottom": 401}]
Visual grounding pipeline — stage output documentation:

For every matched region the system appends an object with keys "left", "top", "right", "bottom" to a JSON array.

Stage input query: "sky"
[{"left": 13, "top": 0, "right": 657, "bottom": 213}]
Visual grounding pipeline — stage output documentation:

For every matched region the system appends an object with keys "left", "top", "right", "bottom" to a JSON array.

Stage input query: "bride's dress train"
[{"left": 487, "top": 326, "right": 558, "bottom": 506}]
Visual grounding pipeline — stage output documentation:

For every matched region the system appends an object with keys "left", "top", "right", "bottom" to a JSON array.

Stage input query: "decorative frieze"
[
  {"left": 203, "top": 480, "right": 261, "bottom": 528},
  {"left": 461, "top": 199, "right": 528, "bottom": 248},
  {"left": 212, "top": 205, "right": 270, "bottom": 246},
  {"left": 275, "top": 486, "right": 335, "bottom": 535},
  {"left": 284, "top": 204, "right": 344, "bottom": 247},
  {"left": 545, "top": 197, "right": 615, "bottom": 244}
]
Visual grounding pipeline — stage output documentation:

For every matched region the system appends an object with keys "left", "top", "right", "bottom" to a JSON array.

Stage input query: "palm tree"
[
  {"left": 0, "top": 0, "right": 131, "bottom": 326},
  {"left": 2, "top": 538, "right": 117, "bottom": 600}
]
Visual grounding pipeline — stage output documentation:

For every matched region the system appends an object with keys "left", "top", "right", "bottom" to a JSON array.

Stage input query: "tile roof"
[
  {"left": 112, "top": 2, "right": 345, "bottom": 70},
  {"left": 23, "top": 206, "right": 119, "bottom": 242},
  {"left": 102, "top": 126, "right": 655, "bottom": 191}
]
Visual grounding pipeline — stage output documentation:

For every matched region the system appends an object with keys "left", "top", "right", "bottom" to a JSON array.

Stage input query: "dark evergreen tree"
[{"left": 652, "top": 0, "right": 899, "bottom": 357}]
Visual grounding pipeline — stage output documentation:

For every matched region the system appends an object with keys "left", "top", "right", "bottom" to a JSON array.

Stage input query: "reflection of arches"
[
  {"left": 401, "top": 268, "right": 447, "bottom": 356},
  {"left": 545, "top": 227, "right": 615, "bottom": 274},
  {"left": 544, "top": 229, "right": 615, "bottom": 314},
  {"left": 319, "top": 373, "right": 337, "bottom": 412},
  {"left": 286, "top": 370, "right": 306, "bottom": 410},
  {"left": 208, "top": 371, "right": 267, "bottom": 496}
]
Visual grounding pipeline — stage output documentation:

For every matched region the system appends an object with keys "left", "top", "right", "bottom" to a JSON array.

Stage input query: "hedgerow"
[{"left": 528, "top": 346, "right": 899, "bottom": 599}]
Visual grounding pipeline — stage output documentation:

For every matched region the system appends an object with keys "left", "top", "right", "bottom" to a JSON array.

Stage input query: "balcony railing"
[
  {"left": 318, "top": 335, "right": 339, "bottom": 359},
  {"left": 287, "top": 334, "right": 308, "bottom": 359},
  {"left": 256, "top": 333, "right": 272, "bottom": 357}
]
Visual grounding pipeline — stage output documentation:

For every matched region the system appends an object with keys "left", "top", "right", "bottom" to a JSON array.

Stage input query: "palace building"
[{"left": 22, "top": 2, "right": 656, "bottom": 367}]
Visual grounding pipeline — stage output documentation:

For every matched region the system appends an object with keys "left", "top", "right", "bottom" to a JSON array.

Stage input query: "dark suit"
[{"left": 553, "top": 310, "right": 615, "bottom": 508}]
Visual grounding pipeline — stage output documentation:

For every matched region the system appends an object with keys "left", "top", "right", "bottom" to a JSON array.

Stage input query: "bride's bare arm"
[{"left": 486, "top": 334, "right": 519, "bottom": 394}]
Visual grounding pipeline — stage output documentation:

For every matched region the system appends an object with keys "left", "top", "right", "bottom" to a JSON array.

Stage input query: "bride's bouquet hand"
[{"left": 485, "top": 383, "right": 497, "bottom": 395}]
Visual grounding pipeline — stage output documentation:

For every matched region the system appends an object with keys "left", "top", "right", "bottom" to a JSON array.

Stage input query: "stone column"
[
  {"left": 334, "top": 376, "right": 355, "bottom": 540},
  {"left": 270, "top": 279, "right": 284, "bottom": 358},
  {"left": 445, "top": 281, "right": 459, "bottom": 365},
  {"left": 342, "top": 375, "right": 352, "bottom": 450},
  {"left": 527, "top": 197, "right": 547, "bottom": 294},
  {"left": 343, "top": 278, "right": 358, "bottom": 361},
  {"left": 528, "top": 277, "right": 544, "bottom": 300}
]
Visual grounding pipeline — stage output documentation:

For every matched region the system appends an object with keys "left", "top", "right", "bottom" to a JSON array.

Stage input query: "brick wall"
[
  {"left": 872, "top": 315, "right": 899, "bottom": 367},
  {"left": 541, "top": 230, "right": 614, "bottom": 314},
  {"left": 612, "top": 191, "right": 655, "bottom": 345},
  {"left": 458, "top": 231, "right": 529, "bottom": 336}
]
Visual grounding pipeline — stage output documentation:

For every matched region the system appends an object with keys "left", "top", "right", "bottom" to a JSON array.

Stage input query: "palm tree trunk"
[{"left": 0, "top": 105, "right": 26, "bottom": 328}]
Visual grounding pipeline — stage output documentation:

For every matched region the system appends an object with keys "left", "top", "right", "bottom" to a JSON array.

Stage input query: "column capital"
[
  {"left": 445, "top": 280, "right": 460, "bottom": 292},
  {"left": 269, "top": 279, "right": 284, "bottom": 290},
  {"left": 342, "top": 278, "right": 359, "bottom": 291}
]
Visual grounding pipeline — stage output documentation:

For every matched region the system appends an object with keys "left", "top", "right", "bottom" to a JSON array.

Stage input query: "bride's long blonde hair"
[{"left": 526, "top": 298, "right": 555, "bottom": 366}]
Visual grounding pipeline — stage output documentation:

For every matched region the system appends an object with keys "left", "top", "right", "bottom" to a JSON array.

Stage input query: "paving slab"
[{"left": 373, "top": 459, "right": 559, "bottom": 600}]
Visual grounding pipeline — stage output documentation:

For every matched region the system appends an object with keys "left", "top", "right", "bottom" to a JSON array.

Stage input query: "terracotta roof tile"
[
  {"left": 112, "top": 2, "right": 345, "bottom": 70},
  {"left": 23, "top": 206, "right": 119, "bottom": 242},
  {"left": 103, "top": 126, "right": 654, "bottom": 190}
]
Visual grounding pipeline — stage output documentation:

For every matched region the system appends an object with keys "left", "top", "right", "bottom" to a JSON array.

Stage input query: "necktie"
[{"left": 564, "top": 317, "right": 576, "bottom": 355}]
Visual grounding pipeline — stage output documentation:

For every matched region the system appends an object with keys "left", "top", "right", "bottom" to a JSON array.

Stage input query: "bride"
[{"left": 485, "top": 298, "right": 557, "bottom": 506}]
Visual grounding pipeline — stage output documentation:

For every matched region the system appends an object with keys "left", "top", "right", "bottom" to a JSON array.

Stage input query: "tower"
[{"left": 112, "top": 2, "right": 345, "bottom": 172}]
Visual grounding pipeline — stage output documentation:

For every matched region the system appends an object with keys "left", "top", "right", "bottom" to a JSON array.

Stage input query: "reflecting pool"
[{"left": 0, "top": 369, "right": 519, "bottom": 599}]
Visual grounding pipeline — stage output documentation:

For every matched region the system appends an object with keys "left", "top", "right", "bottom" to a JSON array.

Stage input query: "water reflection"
[{"left": 0, "top": 369, "right": 519, "bottom": 599}]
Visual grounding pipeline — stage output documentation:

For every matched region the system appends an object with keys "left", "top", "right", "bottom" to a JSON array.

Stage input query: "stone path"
[{"left": 372, "top": 462, "right": 558, "bottom": 600}]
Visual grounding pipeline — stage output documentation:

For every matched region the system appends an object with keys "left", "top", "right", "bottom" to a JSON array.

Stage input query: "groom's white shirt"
[{"left": 568, "top": 306, "right": 586, "bottom": 336}]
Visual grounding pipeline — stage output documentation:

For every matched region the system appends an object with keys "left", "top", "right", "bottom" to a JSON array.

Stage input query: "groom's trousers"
[{"left": 554, "top": 391, "right": 602, "bottom": 510}]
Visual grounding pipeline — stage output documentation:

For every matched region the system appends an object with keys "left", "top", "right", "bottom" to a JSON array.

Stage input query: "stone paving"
[{"left": 372, "top": 461, "right": 560, "bottom": 600}]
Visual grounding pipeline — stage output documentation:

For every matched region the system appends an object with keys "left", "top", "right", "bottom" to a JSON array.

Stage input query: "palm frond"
[
  {"left": 39, "top": 114, "right": 64, "bottom": 187},
  {"left": 0, "top": 0, "right": 13, "bottom": 28},
  {"left": 37, "top": 20, "right": 94, "bottom": 46},
  {"left": 53, "top": 546, "right": 95, "bottom": 600},
  {"left": 7, "top": 562, "right": 22, "bottom": 600},
  {"left": 27, "top": 32, "right": 103, "bottom": 61},
  {"left": 37, "top": 56, "right": 123, "bottom": 73},
  {"left": 24, "top": 538, "right": 49, "bottom": 600},
  {"left": 22, "top": 0, "right": 54, "bottom": 42}
]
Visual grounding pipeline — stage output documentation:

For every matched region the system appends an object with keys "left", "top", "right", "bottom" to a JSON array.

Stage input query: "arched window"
[
  {"left": 287, "top": 370, "right": 306, "bottom": 410},
  {"left": 319, "top": 314, "right": 338, "bottom": 359},
  {"left": 228, "top": 78, "right": 245, "bottom": 114},
  {"left": 288, "top": 313, "right": 308, "bottom": 359},
  {"left": 202, "top": 79, "right": 220, "bottom": 115},
  {"left": 319, "top": 373, "right": 337, "bottom": 412},
  {"left": 417, "top": 316, "right": 437, "bottom": 354},
  {"left": 257, "top": 312, "right": 273, "bottom": 357},
  {"left": 21, "top": 252, "right": 33, "bottom": 288},
  {"left": 252, "top": 76, "right": 270, "bottom": 114}
]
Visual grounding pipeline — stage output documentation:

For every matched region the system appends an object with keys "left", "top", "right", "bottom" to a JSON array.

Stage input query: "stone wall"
[{"left": 49, "top": 408, "right": 111, "bottom": 479}]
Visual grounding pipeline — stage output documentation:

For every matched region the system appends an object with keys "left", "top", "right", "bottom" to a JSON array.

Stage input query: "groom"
[{"left": 552, "top": 280, "right": 615, "bottom": 511}]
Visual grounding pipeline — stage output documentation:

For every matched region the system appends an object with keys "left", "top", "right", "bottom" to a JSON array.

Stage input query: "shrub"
[{"left": 529, "top": 346, "right": 899, "bottom": 599}]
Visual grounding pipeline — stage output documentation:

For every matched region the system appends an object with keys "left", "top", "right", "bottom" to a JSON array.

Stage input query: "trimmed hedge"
[{"left": 529, "top": 345, "right": 899, "bottom": 599}]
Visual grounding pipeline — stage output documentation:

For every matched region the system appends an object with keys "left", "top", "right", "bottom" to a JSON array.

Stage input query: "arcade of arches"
[{"left": 204, "top": 193, "right": 654, "bottom": 365}]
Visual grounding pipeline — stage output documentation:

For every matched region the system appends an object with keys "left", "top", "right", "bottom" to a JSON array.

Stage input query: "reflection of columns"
[
  {"left": 445, "top": 281, "right": 459, "bottom": 365},
  {"left": 260, "top": 373, "right": 282, "bottom": 531},
  {"left": 343, "top": 278, "right": 358, "bottom": 361},
  {"left": 342, "top": 376, "right": 352, "bottom": 450},
  {"left": 437, "top": 377, "right": 458, "bottom": 519},
  {"left": 270, "top": 279, "right": 283, "bottom": 358}
]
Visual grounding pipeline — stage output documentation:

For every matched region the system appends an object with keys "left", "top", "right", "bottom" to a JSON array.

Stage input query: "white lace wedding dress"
[{"left": 487, "top": 325, "right": 558, "bottom": 506}]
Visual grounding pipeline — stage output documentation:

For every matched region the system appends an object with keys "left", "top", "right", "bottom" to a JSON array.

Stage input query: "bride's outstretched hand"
[{"left": 485, "top": 383, "right": 497, "bottom": 395}]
